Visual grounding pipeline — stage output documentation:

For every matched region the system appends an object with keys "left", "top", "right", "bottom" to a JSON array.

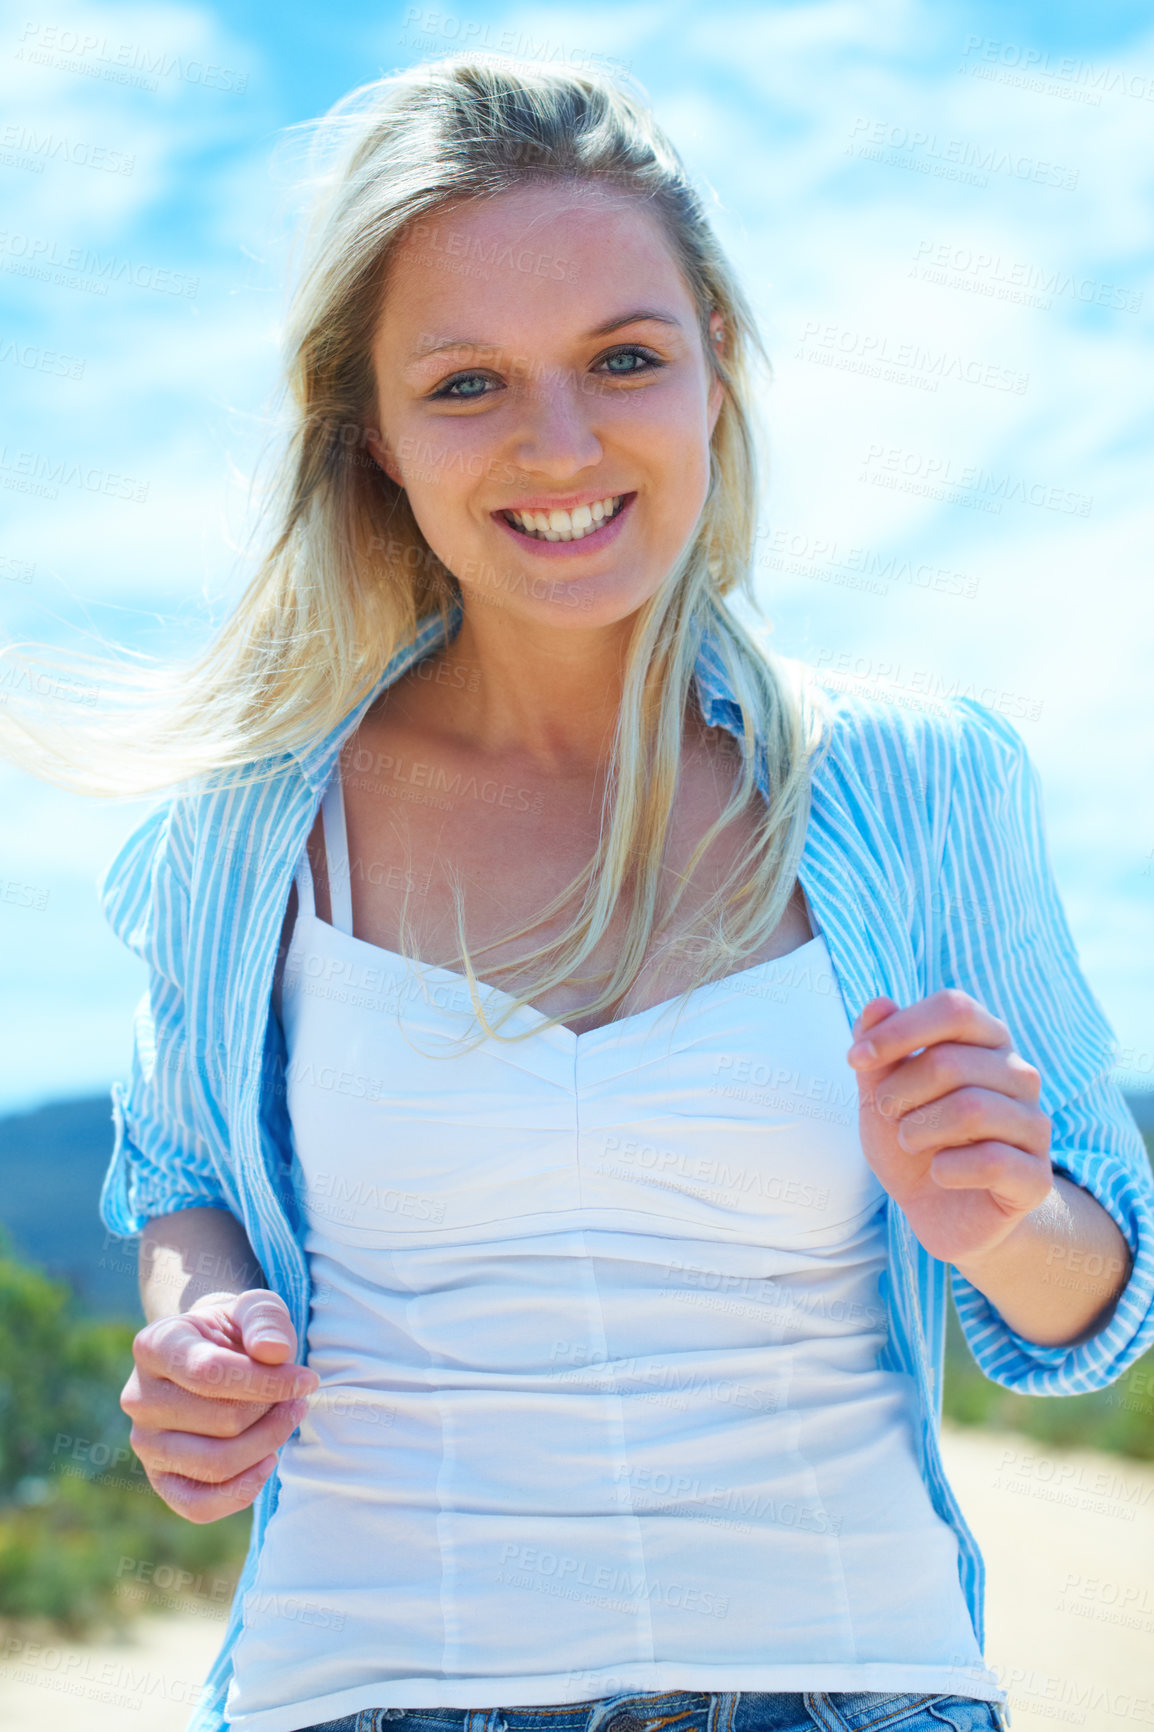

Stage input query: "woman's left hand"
[{"left": 847, "top": 988, "right": 1054, "bottom": 1265}]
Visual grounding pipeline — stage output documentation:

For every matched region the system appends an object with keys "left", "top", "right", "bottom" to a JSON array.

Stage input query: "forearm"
[
  {"left": 952, "top": 1173, "right": 1132, "bottom": 1347},
  {"left": 139, "top": 1206, "right": 267, "bottom": 1321}
]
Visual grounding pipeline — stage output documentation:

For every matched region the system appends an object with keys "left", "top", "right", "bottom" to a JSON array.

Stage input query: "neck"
[{"left": 428, "top": 603, "right": 640, "bottom": 775}]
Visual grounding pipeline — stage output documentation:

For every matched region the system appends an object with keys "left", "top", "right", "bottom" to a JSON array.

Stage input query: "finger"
[
  {"left": 149, "top": 1453, "right": 281, "bottom": 1525},
  {"left": 132, "top": 1395, "right": 310, "bottom": 1487},
  {"left": 848, "top": 988, "right": 1010, "bottom": 1070},
  {"left": 874, "top": 1045, "right": 1043, "bottom": 1121},
  {"left": 927, "top": 1141, "right": 1054, "bottom": 1212},
  {"left": 121, "top": 1365, "right": 277, "bottom": 1437},
  {"left": 851, "top": 996, "right": 899, "bottom": 1041},
  {"left": 133, "top": 1317, "right": 316, "bottom": 1405},
  {"left": 232, "top": 1290, "right": 301, "bottom": 1366},
  {"left": 894, "top": 1086, "right": 1051, "bottom": 1159}
]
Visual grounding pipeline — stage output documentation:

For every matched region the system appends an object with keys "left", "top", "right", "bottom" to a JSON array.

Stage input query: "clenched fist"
[
  {"left": 847, "top": 987, "right": 1053, "bottom": 1265},
  {"left": 121, "top": 1288, "right": 319, "bottom": 1524}
]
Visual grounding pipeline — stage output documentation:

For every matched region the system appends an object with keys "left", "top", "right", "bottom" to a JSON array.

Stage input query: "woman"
[{"left": 11, "top": 53, "right": 1152, "bottom": 1732}]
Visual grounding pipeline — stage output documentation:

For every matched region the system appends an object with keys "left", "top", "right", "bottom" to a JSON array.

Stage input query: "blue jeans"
[{"left": 299, "top": 1688, "right": 1009, "bottom": 1732}]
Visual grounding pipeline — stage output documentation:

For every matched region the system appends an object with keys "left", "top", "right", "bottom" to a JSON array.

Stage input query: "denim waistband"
[{"left": 311, "top": 1687, "right": 1008, "bottom": 1732}]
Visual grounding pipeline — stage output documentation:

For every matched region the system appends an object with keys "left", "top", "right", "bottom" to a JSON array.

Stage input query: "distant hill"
[
  {"left": 0, "top": 1093, "right": 139, "bottom": 1318},
  {"left": 1, "top": 1086, "right": 1153, "bottom": 1321}
]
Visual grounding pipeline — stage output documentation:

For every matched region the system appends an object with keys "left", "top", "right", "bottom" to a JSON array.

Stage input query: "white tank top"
[{"left": 225, "top": 764, "right": 1001, "bottom": 1732}]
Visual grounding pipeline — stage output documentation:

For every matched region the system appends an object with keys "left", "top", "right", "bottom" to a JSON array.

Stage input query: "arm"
[
  {"left": 100, "top": 799, "right": 317, "bottom": 1521},
  {"left": 952, "top": 1064, "right": 1154, "bottom": 1387},
  {"left": 140, "top": 1205, "right": 267, "bottom": 1322},
  {"left": 931, "top": 701, "right": 1154, "bottom": 1388},
  {"left": 951, "top": 1171, "right": 1132, "bottom": 1347},
  {"left": 98, "top": 795, "right": 239, "bottom": 1236},
  {"left": 849, "top": 985, "right": 1136, "bottom": 1349}
]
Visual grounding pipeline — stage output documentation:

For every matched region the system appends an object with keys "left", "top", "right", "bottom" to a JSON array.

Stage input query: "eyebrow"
[{"left": 403, "top": 309, "right": 682, "bottom": 371}]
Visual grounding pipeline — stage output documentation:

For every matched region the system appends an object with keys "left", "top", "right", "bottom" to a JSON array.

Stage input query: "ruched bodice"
[{"left": 225, "top": 764, "right": 999, "bottom": 1732}]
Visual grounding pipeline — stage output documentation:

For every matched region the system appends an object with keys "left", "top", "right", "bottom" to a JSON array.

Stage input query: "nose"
[{"left": 507, "top": 361, "right": 604, "bottom": 480}]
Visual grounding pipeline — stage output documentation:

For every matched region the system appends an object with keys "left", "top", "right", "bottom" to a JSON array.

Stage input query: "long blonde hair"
[{"left": 0, "top": 53, "right": 827, "bottom": 1035}]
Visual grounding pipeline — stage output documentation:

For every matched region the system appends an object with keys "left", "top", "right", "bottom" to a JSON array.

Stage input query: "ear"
[{"left": 365, "top": 426, "right": 402, "bottom": 487}]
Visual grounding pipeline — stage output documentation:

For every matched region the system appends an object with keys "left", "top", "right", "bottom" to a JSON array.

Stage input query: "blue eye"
[
  {"left": 432, "top": 372, "right": 491, "bottom": 400},
  {"left": 429, "top": 344, "right": 663, "bottom": 400},
  {"left": 600, "top": 345, "right": 662, "bottom": 375}
]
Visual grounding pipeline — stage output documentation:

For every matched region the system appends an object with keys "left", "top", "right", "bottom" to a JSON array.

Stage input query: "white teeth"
[{"left": 506, "top": 495, "right": 623, "bottom": 541}]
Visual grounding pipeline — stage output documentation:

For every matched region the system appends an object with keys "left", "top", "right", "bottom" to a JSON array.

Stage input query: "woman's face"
[{"left": 365, "top": 181, "right": 725, "bottom": 632}]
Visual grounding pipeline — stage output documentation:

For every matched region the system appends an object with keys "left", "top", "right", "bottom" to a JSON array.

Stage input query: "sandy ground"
[{"left": 0, "top": 1422, "right": 1150, "bottom": 1732}]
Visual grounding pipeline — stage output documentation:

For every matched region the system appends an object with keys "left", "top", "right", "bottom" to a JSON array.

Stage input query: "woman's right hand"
[{"left": 120, "top": 1288, "right": 320, "bottom": 1523}]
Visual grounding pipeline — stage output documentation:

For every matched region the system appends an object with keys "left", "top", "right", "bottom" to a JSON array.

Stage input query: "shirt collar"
[{"left": 287, "top": 603, "right": 754, "bottom": 796}]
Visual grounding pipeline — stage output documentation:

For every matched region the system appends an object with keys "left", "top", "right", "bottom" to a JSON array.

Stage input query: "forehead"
[{"left": 377, "top": 182, "right": 689, "bottom": 343}]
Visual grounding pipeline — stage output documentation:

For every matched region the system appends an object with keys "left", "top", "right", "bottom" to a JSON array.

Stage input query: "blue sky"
[{"left": 1, "top": 0, "right": 1152, "bottom": 1116}]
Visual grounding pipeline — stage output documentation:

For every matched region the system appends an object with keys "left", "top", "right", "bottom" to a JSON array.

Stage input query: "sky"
[{"left": 1, "top": 0, "right": 1152, "bottom": 1117}]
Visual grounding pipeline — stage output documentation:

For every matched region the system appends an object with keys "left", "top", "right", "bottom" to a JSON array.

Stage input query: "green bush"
[{"left": 0, "top": 1231, "right": 249, "bottom": 1634}]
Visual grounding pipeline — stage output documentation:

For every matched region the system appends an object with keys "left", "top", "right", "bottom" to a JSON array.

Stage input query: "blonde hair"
[{"left": 0, "top": 53, "right": 827, "bottom": 1036}]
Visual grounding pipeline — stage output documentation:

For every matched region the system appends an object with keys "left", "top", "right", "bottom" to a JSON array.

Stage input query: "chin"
[
  {"left": 473, "top": 581, "right": 662, "bottom": 632},
  {"left": 449, "top": 547, "right": 664, "bottom": 628}
]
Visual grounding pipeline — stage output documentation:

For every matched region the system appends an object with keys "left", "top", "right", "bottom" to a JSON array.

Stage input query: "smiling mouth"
[{"left": 498, "top": 494, "right": 632, "bottom": 542}]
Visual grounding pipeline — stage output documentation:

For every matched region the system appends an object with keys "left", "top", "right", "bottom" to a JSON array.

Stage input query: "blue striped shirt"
[{"left": 97, "top": 609, "right": 1154, "bottom": 1731}]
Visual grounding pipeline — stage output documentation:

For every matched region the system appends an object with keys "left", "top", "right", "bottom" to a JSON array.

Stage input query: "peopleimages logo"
[
  {"left": 0, "top": 337, "right": 85, "bottom": 379},
  {"left": 243, "top": 1591, "right": 345, "bottom": 1630},
  {"left": 611, "top": 1464, "right": 843, "bottom": 1537},
  {"left": 602, "top": 1135, "right": 832, "bottom": 1211},
  {"left": 858, "top": 444, "right": 1092, "bottom": 519},
  {"left": 910, "top": 239, "right": 1143, "bottom": 315},
  {"left": 846, "top": 117, "right": 1079, "bottom": 190},
  {"left": 16, "top": 23, "right": 248, "bottom": 92},
  {"left": 959, "top": 34, "right": 1154, "bottom": 105},
  {"left": 0, "top": 446, "right": 148, "bottom": 503},
  {"left": 756, "top": 527, "right": 979, "bottom": 600},
  {"left": 303, "top": 1167, "right": 446, "bottom": 1226},
  {"left": 793, "top": 320, "right": 1029, "bottom": 395},
  {"left": 0, "top": 230, "right": 199, "bottom": 297},
  {"left": 0, "top": 124, "right": 134, "bottom": 174},
  {"left": 495, "top": 1544, "right": 731, "bottom": 1617}
]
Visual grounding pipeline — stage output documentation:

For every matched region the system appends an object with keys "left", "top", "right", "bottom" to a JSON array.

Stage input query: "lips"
[
  {"left": 489, "top": 490, "right": 637, "bottom": 560},
  {"left": 500, "top": 494, "right": 629, "bottom": 542}
]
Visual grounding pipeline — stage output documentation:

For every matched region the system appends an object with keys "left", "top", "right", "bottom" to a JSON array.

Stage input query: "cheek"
[
  {"left": 641, "top": 419, "right": 712, "bottom": 517},
  {"left": 623, "top": 383, "right": 712, "bottom": 467},
  {"left": 391, "top": 405, "right": 472, "bottom": 472}
]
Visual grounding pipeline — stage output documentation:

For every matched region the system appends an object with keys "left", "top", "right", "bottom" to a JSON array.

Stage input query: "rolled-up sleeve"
[
  {"left": 98, "top": 796, "right": 231, "bottom": 1236},
  {"left": 938, "top": 698, "right": 1154, "bottom": 1394}
]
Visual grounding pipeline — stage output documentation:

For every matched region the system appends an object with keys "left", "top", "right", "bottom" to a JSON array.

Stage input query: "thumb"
[{"left": 232, "top": 1289, "right": 299, "bottom": 1366}]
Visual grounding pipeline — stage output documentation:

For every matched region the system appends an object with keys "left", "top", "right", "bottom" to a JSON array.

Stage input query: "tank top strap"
[
  {"left": 320, "top": 758, "right": 355, "bottom": 936},
  {"left": 294, "top": 821, "right": 317, "bottom": 920}
]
